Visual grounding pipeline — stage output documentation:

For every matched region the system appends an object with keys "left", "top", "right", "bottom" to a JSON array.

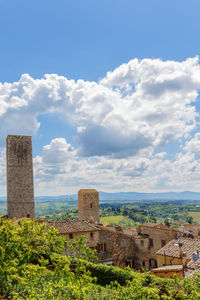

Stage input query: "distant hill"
[
  {"left": 99, "top": 191, "right": 200, "bottom": 201},
  {"left": 1, "top": 191, "right": 200, "bottom": 203},
  {"left": 33, "top": 191, "right": 200, "bottom": 202}
]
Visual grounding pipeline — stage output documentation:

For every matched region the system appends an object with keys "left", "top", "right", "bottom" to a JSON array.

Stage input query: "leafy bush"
[{"left": 2, "top": 218, "right": 200, "bottom": 299}]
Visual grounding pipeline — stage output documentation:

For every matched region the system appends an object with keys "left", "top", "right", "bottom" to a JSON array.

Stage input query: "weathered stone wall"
[
  {"left": 7, "top": 135, "right": 35, "bottom": 218},
  {"left": 66, "top": 231, "right": 99, "bottom": 249},
  {"left": 98, "top": 226, "right": 135, "bottom": 268},
  {"left": 136, "top": 224, "right": 177, "bottom": 268},
  {"left": 78, "top": 189, "right": 99, "bottom": 223},
  {"left": 180, "top": 224, "right": 200, "bottom": 237}
]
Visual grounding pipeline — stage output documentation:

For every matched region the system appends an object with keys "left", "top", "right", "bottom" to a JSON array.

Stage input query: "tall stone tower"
[
  {"left": 6, "top": 135, "right": 35, "bottom": 218},
  {"left": 78, "top": 189, "right": 99, "bottom": 223}
]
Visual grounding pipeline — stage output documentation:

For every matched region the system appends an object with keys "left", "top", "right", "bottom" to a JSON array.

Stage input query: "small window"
[
  {"left": 161, "top": 240, "right": 166, "bottom": 247},
  {"left": 140, "top": 240, "right": 144, "bottom": 247},
  {"left": 142, "top": 261, "right": 145, "bottom": 267},
  {"left": 149, "top": 259, "right": 152, "bottom": 268},
  {"left": 126, "top": 260, "right": 134, "bottom": 268},
  {"left": 69, "top": 233, "right": 73, "bottom": 239},
  {"left": 97, "top": 243, "right": 106, "bottom": 252},
  {"left": 27, "top": 214, "right": 30, "bottom": 218},
  {"left": 90, "top": 232, "right": 94, "bottom": 240},
  {"left": 121, "top": 240, "right": 125, "bottom": 248},
  {"left": 90, "top": 203, "right": 93, "bottom": 209},
  {"left": 149, "top": 238, "right": 154, "bottom": 248}
]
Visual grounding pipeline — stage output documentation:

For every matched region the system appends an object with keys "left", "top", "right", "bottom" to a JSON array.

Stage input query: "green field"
[
  {"left": 188, "top": 211, "right": 200, "bottom": 223},
  {"left": 100, "top": 215, "right": 135, "bottom": 227}
]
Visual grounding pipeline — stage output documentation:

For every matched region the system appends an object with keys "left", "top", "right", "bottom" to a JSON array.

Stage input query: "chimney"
[{"left": 178, "top": 243, "right": 183, "bottom": 258}]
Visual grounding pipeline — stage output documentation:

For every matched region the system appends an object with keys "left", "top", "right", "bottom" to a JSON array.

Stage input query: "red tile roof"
[
  {"left": 187, "top": 258, "right": 200, "bottom": 272},
  {"left": 46, "top": 219, "right": 100, "bottom": 234},
  {"left": 156, "top": 237, "right": 200, "bottom": 259}
]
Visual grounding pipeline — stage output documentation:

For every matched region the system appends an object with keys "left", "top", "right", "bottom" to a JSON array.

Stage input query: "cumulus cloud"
[
  {"left": 0, "top": 57, "right": 200, "bottom": 157},
  {"left": 1, "top": 57, "right": 200, "bottom": 193}
]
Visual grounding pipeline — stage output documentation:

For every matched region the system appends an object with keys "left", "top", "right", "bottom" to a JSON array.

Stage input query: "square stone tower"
[
  {"left": 78, "top": 189, "right": 99, "bottom": 223},
  {"left": 6, "top": 135, "right": 35, "bottom": 218}
]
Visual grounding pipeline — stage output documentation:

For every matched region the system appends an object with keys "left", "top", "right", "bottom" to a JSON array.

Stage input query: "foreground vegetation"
[{"left": 1, "top": 219, "right": 200, "bottom": 299}]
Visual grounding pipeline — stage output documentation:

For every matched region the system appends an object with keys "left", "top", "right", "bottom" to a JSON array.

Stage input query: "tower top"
[{"left": 78, "top": 189, "right": 99, "bottom": 224}]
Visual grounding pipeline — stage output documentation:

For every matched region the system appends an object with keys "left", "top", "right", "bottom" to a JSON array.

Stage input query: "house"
[
  {"left": 135, "top": 223, "right": 178, "bottom": 269},
  {"left": 152, "top": 237, "right": 200, "bottom": 278},
  {"left": 46, "top": 219, "right": 100, "bottom": 249},
  {"left": 151, "top": 265, "right": 184, "bottom": 278},
  {"left": 97, "top": 225, "right": 136, "bottom": 267}
]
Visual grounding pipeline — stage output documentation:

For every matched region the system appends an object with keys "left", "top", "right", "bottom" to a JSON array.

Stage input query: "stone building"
[
  {"left": 45, "top": 219, "right": 100, "bottom": 249},
  {"left": 151, "top": 237, "right": 200, "bottom": 278},
  {"left": 178, "top": 223, "right": 200, "bottom": 238},
  {"left": 151, "top": 265, "right": 184, "bottom": 278},
  {"left": 6, "top": 135, "right": 35, "bottom": 218},
  {"left": 135, "top": 223, "right": 178, "bottom": 269},
  {"left": 156, "top": 237, "right": 200, "bottom": 268},
  {"left": 78, "top": 189, "right": 99, "bottom": 223},
  {"left": 97, "top": 226, "right": 136, "bottom": 267}
]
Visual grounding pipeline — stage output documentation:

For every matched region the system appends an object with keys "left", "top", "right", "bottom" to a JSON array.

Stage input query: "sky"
[{"left": 1, "top": 0, "right": 200, "bottom": 195}]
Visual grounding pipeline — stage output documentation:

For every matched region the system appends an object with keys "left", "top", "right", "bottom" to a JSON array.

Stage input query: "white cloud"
[
  {"left": 0, "top": 57, "right": 200, "bottom": 156},
  {"left": 1, "top": 57, "right": 200, "bottom": 193}
]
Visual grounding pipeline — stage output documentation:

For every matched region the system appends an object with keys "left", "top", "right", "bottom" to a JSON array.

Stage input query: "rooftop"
[
  {"left": 46, "top": 219, "right": 100, "bottom": 234},
  {"left": 151, "top": 265, "right": 183, "bottom": 273},
  {"left": 138, "top": 223, "right": 177, "bottom": 230},
  {"left": 156, "top": 237, "right": 200, "bottom": 259},
  {"left": 186, "top": 258, "right": 200, "bottom": 272}
]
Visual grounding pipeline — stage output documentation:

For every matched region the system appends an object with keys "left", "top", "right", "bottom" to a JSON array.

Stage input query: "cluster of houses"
[
  {"left": 43, "top": 190, "right": 200, "bottom": 278},
  {"left": 4, "top": 135, "right": 200, "bottom": 278}
]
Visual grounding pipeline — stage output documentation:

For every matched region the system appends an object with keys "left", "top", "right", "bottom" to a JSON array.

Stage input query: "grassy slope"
[{"left": 100, "top": 215, "right": 135, "bottom": 227}]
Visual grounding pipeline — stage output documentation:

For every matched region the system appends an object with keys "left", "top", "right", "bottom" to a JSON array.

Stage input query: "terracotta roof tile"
[
  {"left": 156, "top": 237, "right": 200, "bottom": 259},
  {"left": 46, "top": 219, "right": 100, "bottom": 234},
  {"left": 187, "top": 258, "right": 200, "bottom": 272}
]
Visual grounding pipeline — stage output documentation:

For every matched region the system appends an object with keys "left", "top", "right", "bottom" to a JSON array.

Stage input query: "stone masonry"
[
  {"left": 78, "top": 189, "right": 99, "bottom": 223},
  {"left": 7, "top": 135, "right": 35, "bottom": 218}
]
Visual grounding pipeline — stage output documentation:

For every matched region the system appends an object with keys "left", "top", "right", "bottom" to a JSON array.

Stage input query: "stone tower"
[
  {"left": 78, "top": 189, "right": 99, "bottom": 223},
  {"left": 6, "top": 135, "right": 35, "bottom": 218}
]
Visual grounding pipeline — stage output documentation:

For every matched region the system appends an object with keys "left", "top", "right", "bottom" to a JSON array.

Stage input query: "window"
[
  {"left": 126, "top": 260, "right": 134, "bottom": 268},
  {"left": 90, "top": 203, "right": 93, "bottom": 209},
  {"left": 121, "top": 240, "right": 125, "bottom": 248},
  {"left": 27, "top": 214, "right": 30, "bottom": 218},
  {"left": 69, "top": 233, "right": 73, "bottom": 239},
  {"left": 142, "top": 261, "right": 145, "bottom": 267},
  {"left": 149, "top": 238, "right": 153, "bottom": 248},
  {"left": 149, "top": 259, "right": 152, "bottom": 268},
  {"left": 161, "top": 240, "right": 166, "bottom": 247},
  {"left": 90, "top": 232, "right": 94, "bottom": 240},
  {"left": 140, "top": 240, "right": 144, "bottom": 247},
  {"left": 97, "top": 243, "right": 106, "bottom": 252}
]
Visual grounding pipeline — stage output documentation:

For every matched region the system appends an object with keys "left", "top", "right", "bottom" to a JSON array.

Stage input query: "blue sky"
[{"left": 1, "top": 0, "right": 200, "bottom": 195}]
